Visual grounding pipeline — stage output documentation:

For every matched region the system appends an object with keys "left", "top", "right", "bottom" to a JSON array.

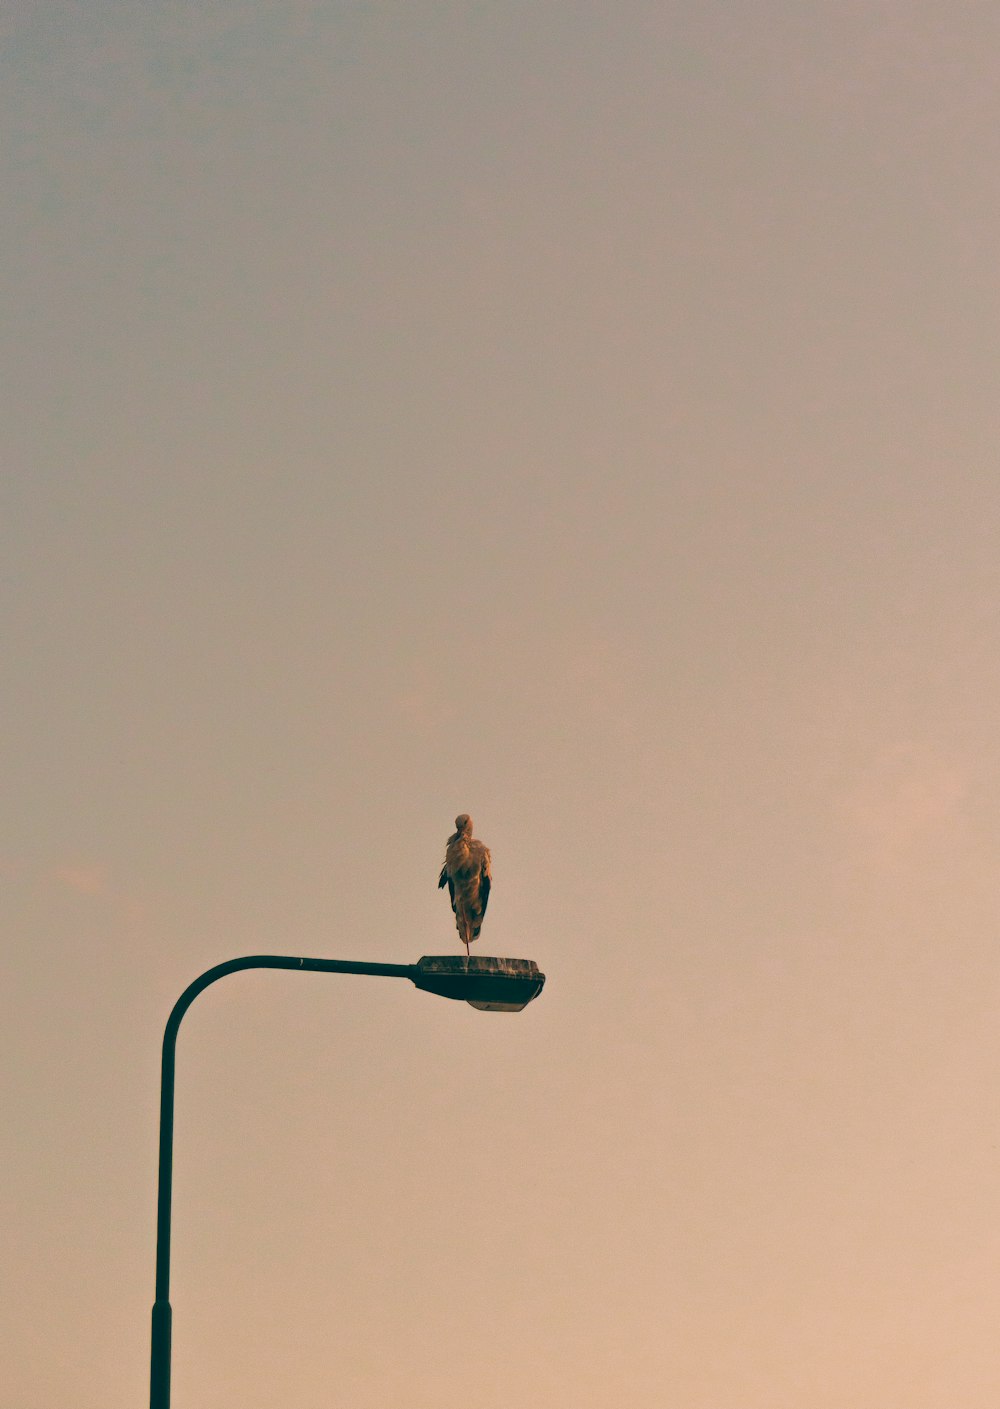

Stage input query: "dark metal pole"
[{"left": 149, "top": 955, "right": 416, "bottom": 1409}]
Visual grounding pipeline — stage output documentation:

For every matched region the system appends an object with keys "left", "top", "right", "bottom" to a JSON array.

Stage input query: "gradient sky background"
[{"left": 4, "top": 3, "right": 1000, "bottom": 1405}]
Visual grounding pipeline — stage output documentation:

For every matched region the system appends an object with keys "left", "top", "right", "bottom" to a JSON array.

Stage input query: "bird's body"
[{"left": 438, "top": 814, "right": 491, "bottom": 955}]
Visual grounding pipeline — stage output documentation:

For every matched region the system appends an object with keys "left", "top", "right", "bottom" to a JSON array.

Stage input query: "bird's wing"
[
  {"left": 480, "top": 867, "right": 491, "bottom": 917},
  {"left": 438, "top": 862, "right": 457, "bottom": 909},
  {"left": 478, "top": 846, "right": 491, "bottom": 916}
]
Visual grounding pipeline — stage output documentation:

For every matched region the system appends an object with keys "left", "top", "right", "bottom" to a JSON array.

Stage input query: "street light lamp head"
[{"left": 411, "top": 955, "right": 545, "bottom": 1011}]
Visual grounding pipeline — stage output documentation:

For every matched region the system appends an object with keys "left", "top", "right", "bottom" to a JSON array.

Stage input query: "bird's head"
[{"left": 454, "top": 813, "right": 472, "bottom": 833}]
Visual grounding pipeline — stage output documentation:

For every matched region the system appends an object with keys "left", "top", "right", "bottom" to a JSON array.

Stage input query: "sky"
[{"left": 3, "top": 2, "right": 1000, "bottom": 1405}]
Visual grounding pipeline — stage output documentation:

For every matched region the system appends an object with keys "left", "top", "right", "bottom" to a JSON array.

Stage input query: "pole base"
[{"left": 150, "top": 1300, "right": 172, "bottom": 1409}]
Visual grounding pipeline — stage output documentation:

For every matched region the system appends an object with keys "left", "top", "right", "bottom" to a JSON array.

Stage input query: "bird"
[{"left": 438, "top": 814, "right": 492, "bottom": 956}]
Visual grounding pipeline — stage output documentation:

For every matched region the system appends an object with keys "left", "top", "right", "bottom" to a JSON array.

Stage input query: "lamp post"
[{"left": 149, "top": 953, "right": 545, "bottom": 1409}]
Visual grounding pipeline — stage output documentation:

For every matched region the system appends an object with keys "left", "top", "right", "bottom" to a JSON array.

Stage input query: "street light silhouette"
[{"left": 149, "top": 953, "right": 545, "bottom": 1409}]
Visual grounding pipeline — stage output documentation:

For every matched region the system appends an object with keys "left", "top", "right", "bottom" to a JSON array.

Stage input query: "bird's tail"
[{"left": 456, "top": 912, "right": 477, "bottom": 950}]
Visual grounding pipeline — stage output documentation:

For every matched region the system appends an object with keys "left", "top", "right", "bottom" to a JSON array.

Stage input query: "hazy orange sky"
[{"left": 4, "top": 4, "right": 1000, "bottom": 1406}]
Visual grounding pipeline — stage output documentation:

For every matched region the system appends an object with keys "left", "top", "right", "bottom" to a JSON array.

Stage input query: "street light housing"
[{"left": 411, "top": 955, "right": 545, "bottom": 1011}]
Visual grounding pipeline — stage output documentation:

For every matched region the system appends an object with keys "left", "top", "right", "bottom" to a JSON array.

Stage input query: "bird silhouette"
[{"left": 438, "top": 814, "right": 492, "bottom": 956}]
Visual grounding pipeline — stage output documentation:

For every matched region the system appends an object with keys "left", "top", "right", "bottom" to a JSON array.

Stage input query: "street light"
[{"left": 149, "top": 952, "right": 545, "bottom": 1409}]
